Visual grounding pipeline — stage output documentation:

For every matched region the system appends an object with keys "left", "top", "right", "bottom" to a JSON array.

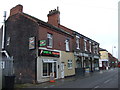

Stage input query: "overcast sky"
[{"left": 0, "top": 0, "right": 119, "bottom": 58}]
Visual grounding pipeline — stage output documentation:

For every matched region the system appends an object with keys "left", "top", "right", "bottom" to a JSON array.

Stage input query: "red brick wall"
[{"left": 38, "top": 26, "right": 73, "bottom": 52}]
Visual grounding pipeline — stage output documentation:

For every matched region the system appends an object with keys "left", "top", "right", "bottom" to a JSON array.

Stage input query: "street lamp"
[{"left": 112, "top": 46, "right": 116, "bottom": 57}]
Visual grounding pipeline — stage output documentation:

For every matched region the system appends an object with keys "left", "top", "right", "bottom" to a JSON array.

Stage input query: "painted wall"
[
  {"left": 60, "top": 51, "right": 75, "bottom": 77},
  {"left": 100, "top": 51, "right": 108, "bottom": 59}
]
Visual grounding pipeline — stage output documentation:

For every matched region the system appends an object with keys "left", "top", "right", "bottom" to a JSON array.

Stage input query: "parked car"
[{"left": 118, "top": 62, "right": 120, "bottom": 68}]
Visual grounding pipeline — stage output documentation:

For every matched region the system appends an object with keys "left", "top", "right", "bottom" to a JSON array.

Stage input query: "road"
[
  {"left": 49, "top": 68, "right": 119, "bottom": 88},
  {"left": 18, "top": 68, "right": 119, "bottom": 89}
]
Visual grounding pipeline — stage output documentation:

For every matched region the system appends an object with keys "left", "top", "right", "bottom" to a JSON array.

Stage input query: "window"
[
  {"left": 84, "top": 39, "right": 87, "bottom": 51},
  {"left": 43, "top": 63, "right": 52, "bottom": 76},
  {"left": 47, "top": 33, "right": 53, "bottom": 48},
  {"left": 65, "top": 39, "right": 70, "bottom": 51},
  {"left": 89, "top": 41, "right": 92, "bottom": 52},
  {"left": 6, "top": 37, "right": 10, "bottom": 46},
  {"left": 42, "top": 61, "right": 57, "bottom": 78},
  {"left": 68, "top": 60, "right": 72, "bottom": 69},
  {"left": 93, "top": 43, "right": 95, "bottom": 53},
  {"left": 76, "top": 36, "right": 80, "bottom": 49},
  {"left": 95, "top": 44, "right": 98, "bottom": 54}
]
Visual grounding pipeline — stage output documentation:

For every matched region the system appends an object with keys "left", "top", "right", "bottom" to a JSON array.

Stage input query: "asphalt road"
[
  {"left": 18, "top": 68, "right": 119, "bottom": 89},
  {"left": 51, "top": 68, "right": 119, "bottom": 88}
]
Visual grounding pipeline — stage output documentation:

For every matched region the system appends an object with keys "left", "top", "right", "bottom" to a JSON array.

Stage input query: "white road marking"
[
  {"left": 104, "top": 79, "right": 111, "bottom": 83},
  {"left": 94, "top": 85, "right": 99, "bottom": 88}
]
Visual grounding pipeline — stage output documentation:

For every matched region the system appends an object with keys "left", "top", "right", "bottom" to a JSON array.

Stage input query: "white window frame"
[
  {"left": 93, "top": 43, "right": 95, "bottom": 53},
  {"left": 76, "top": 36, "right": 80, "bottom": 50},
  {"left": 68, "top": 60, "right": 72, "bottom": 69},
  {"left": 47, "top": 33, "right": 53, "bottom": 48},
  {"left": 89, "top": 41, "right": 92, "bottom": 52},
  {"left": 84, "top": 39, "right": 87, "bottom": 51},
  {"left": 42, "top": 59, "right": 57, "bottom": 77},
  {"left": 65, "top": 39, "right": 70, "bottom": 51},
  {"left": 95, "top": 44, "right": 98, "bottom": 54}
]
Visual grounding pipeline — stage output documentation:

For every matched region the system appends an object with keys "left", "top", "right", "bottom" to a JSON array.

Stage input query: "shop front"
[
  {"left": 37, "top": 49, "right": 61, "bottom": 83},
  {"left": 94, "top": 56, "right": 100, "bottom": 71}
]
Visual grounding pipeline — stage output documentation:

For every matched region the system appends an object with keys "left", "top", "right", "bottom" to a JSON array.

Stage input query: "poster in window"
[{"left": 29, "top": 37, "right": 35, "bottom": 49}]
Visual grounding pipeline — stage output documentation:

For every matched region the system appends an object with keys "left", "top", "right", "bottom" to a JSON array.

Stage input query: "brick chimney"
[
  {"left": 10, "top": 4, "right": 23, "bottom": 16},
  {"left": 47, "top": 7, "right": 60, "bottom": 27}
]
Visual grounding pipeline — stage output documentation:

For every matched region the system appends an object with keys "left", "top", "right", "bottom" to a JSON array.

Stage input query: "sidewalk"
[{"left": 15, "top": 69, "right": 112, "bottom": 88}]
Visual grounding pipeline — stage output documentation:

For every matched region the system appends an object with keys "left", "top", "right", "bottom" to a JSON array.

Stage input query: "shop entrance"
[{"left": 42, "top": 59, "right": 57, "bottom": 78}]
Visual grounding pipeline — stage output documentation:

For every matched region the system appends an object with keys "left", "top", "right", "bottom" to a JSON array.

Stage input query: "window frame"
[
  {"left": 84, "top": 39, "right": 87, "bottom": 51},
  {"left": 89, "top": 41, "right": 92, "bottom": 52},
  {"left": 68, "top": 60, "right": 72, "bottom": 69},
  {"left": 47, "top": 33, "right": 53, "bottom": 48},
  {"left": 65, "top": 38, "right": 70, "bottom": 51},
  {"left": 76, "top": 36, "right": 80, "bottom": 50}
]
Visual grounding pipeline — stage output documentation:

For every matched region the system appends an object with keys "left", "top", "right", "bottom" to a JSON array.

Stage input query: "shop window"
[
  {"left": 43, "top": 63, "right": 52, "bottom": 76},
  {"left": 65, "top": 39, "right": 70, "bottom": 51},
  {"left": 47, "top": 33, "right": 53, "bottom": 48},
  {"left": 68, "top": 60, "right": 72, "bottom": 69},
  {"left": 42, "top": 60, "right": 57, "bottom": 78}
]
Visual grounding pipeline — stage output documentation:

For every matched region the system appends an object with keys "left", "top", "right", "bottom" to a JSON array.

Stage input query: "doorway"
[{"left": 61, "top": 63, "right": 64, "bottom": 78}]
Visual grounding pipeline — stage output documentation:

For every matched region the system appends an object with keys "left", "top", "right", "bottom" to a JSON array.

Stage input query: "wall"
[
  {"left": 60, "top": 51, "right": 75, "bottom": 77},
  {"left": 100, "top": 51, "right": 108, "bottom": 59},
  {"left": 5, "top": 13, "right": 39, "bottom": 83},
  {"left": 38, "top": 26, "right": 73, "bottom": 52}
]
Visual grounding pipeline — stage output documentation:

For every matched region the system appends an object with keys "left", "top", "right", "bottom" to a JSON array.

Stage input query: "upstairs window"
[
  {"left": 65, "top": 39, "right": 70, "bottom": 51},
  {"left": 95, "top": 44, "right": 98, "bottom": 54},
  {"left": 84, "top": 39, "right": 87, "bottom": 51},
  {"left": 89, "top": 41, "right": 92, "bottom": 52},
  {"left": 47, "top": 33, "right": 53, "bottom": 48},
  {"left": 76, "top": 36, "right": 80, "bottom": 50},
  {"left": 93, "top": 43, "right": 96, "bottom": 53}
]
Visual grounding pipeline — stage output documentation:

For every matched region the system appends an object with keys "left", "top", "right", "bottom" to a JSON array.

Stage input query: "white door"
[{"left": 61, "top": 63, "right": 64, "bottom": 78}]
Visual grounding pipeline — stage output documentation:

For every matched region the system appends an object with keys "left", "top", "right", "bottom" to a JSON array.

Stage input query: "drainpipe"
[{"left": 2, "top": 11, "right": 6, "bottom": 50}]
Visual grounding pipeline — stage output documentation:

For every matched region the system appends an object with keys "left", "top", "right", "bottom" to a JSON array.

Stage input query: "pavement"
[{"left": 14, "top": 70, "right": 101, "bottom": 88}]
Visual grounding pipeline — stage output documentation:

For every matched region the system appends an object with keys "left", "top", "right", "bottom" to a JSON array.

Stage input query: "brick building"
[{"left": 2, "top": 4, "right": 100, "bottom": 83}]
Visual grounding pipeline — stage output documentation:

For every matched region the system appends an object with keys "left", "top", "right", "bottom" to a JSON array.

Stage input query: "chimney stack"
[
  {"left": 47, "top": 7, "right": 60, "bottom": 27},
  {"left": 10, "top": 4, "right": 23, "bottom": 16}
]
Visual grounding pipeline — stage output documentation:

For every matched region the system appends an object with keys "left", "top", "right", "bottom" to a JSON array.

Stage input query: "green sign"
[{"left": 39, "top": 40, "right": 46, "bottom": 47}]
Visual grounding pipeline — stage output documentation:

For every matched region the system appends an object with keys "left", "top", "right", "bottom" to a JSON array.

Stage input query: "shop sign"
[
  {"left": 38, "top": 49, "right": 60, "bottom": 58},
  {"left": 29, "top": 37, "right": 35, "bottom": 49},
  {"left": 39, "top": 40, "right": 46, "bottom": 47}
]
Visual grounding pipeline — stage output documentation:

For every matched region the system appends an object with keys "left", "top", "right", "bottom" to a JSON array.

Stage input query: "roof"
[
  {"left": 99, "top": 48, "right": 108, "bottom": 51},
  {"left": 22, "top": 13, "right": 74, "bottom": 37}
]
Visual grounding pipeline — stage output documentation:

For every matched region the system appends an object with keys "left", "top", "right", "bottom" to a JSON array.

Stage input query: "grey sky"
[{"left": 0, "top": 0, "right": 119, "bottom": 58}]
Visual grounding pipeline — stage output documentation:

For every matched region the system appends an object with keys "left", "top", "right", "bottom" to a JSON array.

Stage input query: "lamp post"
[{"left": 112, "top": 46, "right": 116, "bottom": 57}]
